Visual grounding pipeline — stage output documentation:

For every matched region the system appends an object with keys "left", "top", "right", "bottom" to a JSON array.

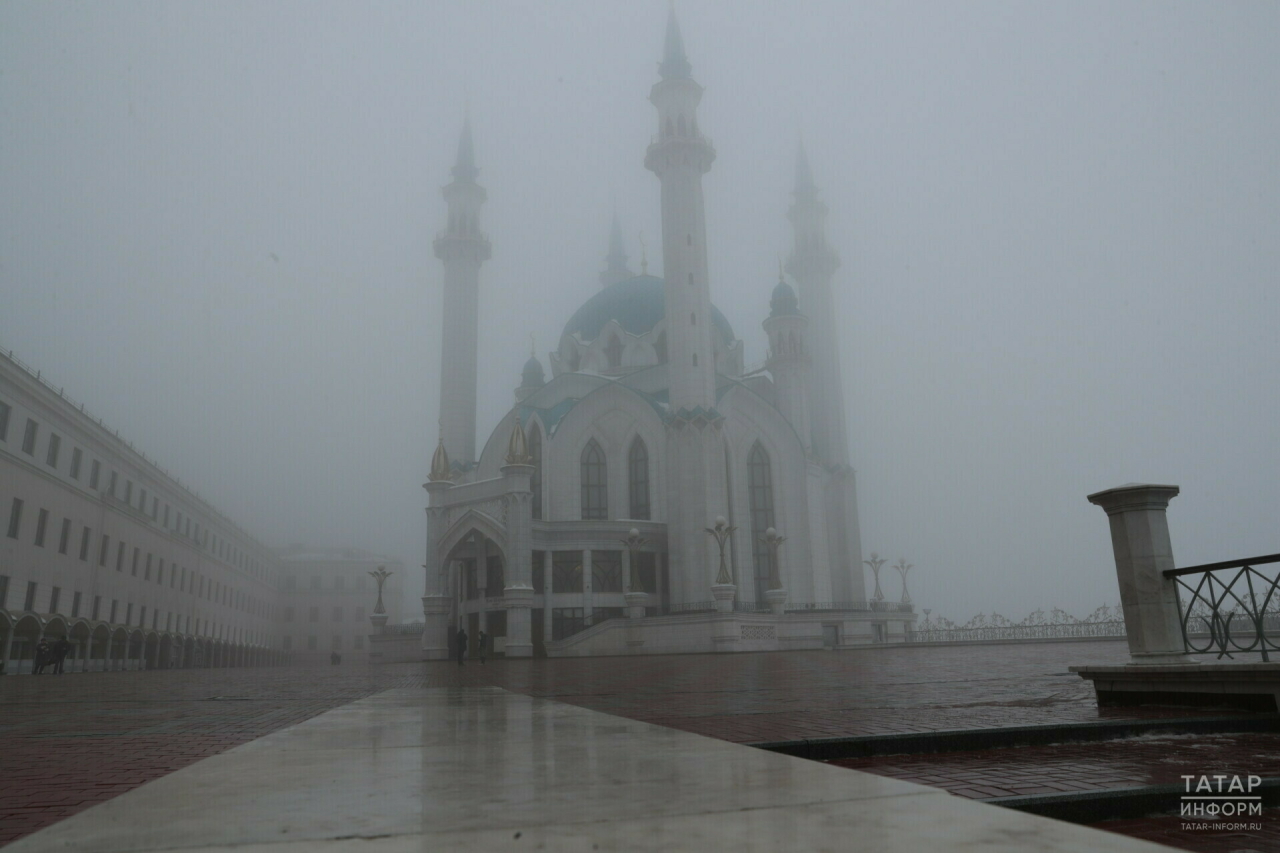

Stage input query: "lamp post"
[
  {"left": 369, "top": 566, "right": 393, "bottom": 632},
  {"left": 864, "top": 552, "right": 887, "bottom": 603},
  {"left": 759, "top": 527, "right": 788, "bottom": 615},
  {"left": 621, "top": 528, "right": 649, "bottom": 619},
  {"left": 706, "top": 516, "right": 737, "bottom": 612},
  {"left": 892, "top": 559, "right": 912, "bottom": 605}
]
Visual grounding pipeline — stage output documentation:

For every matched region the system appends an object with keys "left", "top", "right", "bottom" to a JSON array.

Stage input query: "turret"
[
  {"left": 600, "top": 212, "right": 633, "bottom": 287},
  {"left": 763, "top": 270, "right": 811, "bottom": 452}
]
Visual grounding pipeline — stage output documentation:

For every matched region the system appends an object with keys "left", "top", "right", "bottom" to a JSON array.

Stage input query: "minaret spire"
[
  {"left": 433, "top": 116, "right": 491, "bottom": 464},
  {"left": 660, "top": 5, "right": 692, "bottom": 80},
  {"left": 600, "top": 210, "right": 633, "bottom": 287}
]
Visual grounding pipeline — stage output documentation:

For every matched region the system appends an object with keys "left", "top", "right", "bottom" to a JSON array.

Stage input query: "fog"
[{"left": 2, "top": 1, "right": 1276, "bottom": 624}]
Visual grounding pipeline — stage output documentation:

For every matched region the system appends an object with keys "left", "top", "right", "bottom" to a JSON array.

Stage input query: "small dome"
[
  {"left": 522, "top": 354, "right": 546, "bottom": 387},
  {"left": 770, "top": 279, "right": 799, "bottom": 316}
]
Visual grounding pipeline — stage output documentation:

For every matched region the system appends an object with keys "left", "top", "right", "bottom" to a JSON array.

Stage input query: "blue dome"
[{"left": 562, "top": 275, "right": 735, "bottom": 344}]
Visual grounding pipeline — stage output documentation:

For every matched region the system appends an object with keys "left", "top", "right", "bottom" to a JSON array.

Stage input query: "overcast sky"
[{"left": 2, "top": 1, "right": 1276, "bottom": 623}]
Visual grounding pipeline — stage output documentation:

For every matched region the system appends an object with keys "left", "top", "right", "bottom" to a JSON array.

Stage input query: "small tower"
[
  {"left": 515, "top": 351, "right": 546, "bottom": 402},
  {"left": 600, "top": 212, "right": 633, "bottom": 287},
  {"left": 763, "top": 269, "right": 811, "bottom": 453},
  {"left": 433, "top": 117, "right": 491, "bottom": 464}
]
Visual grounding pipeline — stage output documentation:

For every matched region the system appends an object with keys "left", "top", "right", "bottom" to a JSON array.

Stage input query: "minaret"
[
  {"left": 785, "top": 143, "right": 847, "bottom": 466},
  {"left": 600, "top": 212, "right": 633, "bottom": 287},
  {"left": 763, "top": 268, "right": 811, "bottom": 453},
  {"left": 432, "top": 117, "right": 491, "bottom": 463},
  {"left": 645, "top": 9, "right": 729, "bottom": 605},
  {"left": 645, "top": 6, "right": 717, "bottom": 413}
]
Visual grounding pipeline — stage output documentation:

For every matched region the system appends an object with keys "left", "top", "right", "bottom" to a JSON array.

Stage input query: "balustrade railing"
[
  {"left": 1166, "top": 554, "right": 1280, "bottom": 661},
  {"left": 910, "top": 606, "right": 1125, "bottom": 643}
]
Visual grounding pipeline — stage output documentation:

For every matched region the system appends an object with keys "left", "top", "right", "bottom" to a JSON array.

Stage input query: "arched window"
[
  {"left": 581, "top": 440, "right": 607, "bottom": 520},
  {"left": 605, "top": 335, "right": 623, "bottom": 369},
  {"left": 628, "top": 437, "right": 650, "bottom": 520},
  {"left": 677, "top": 114, "right": 687, "bottom": 136},
  {"left": 747, "top": 442, "right": 777, "bottom": 602},
  {"left": 655, "top": 332, "right": 667, "bottom": 364},
  {"left": 529, "top": 423, "right": 543, "bottom": 520}
]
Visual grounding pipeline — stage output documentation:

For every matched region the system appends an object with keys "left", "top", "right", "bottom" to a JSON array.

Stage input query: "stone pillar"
[
  {"left": 501, "top": 461, "right": 535, "bottom": 658},
  {"left": 1087, "top": 483, "right": 1196, "bottom": 664},
  {"left": 421, "top": 481, "right": 453, "bottom": 660},
  {"left": 543, "top": 550, "right": 554, "bottom": 644},
  {"left": 0, "top": 628, "right": 12, "bottom": 675},
  {"left": 582, "top": 549, "right": 594, "bottom": 620}
]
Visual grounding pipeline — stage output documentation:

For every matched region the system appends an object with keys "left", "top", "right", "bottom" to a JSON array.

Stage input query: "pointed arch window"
[
  {"left": 605, "top": 335, "right": 623, "bottom": 369},
  {"left": 529, "top": 423, "right": 543, "bottom": 520},
  {"left": 747, "top": 442, "right": 777, "bottom": 602},
  {"left": 581, "top": 440, "right": 608, "bottom": 520},
  {"left": 628, "top": 437, "right": 650, "bottom": 520}
]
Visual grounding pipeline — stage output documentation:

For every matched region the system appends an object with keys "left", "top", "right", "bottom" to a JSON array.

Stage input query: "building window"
[
  {"left": 529, "top": 424, "right": 543, "bottom": 520},
  {"left": 139, "top": 606, "right": 146, "bottom": 627},
  {"left": 116, "top": 541, "right": 125, "bottom": 572},
  {"left": 92, "top": 595, "right": 101, "bottom": 620},
  {"left": 34, "top": 508, "right": 48, "bottom": 547},
  {"left": 99, "top": 534, "right": 110, "bottom": 566},
  {"left": 0, "top": 576, "right": 7, "bottom": 609},
  {"left": 592, "top": 551, "right": 623, "bottom": 592},
  {"left": 109, "top": 470, "right": 118, "bottom": 497},
  {"left": 0, "top": 401, "right": 9, "bottom": 441},
  {"left": 46, "top": 433, "right": 61, "bottom": 468},
  {"left": 163, "top": 504, "right": 170, "bottom": 526},
  {"left": 628, "top": 437, "right": 650, "bottom": 519},
  {"left": 552, "top": 552, "right": 584, "bottom": 593},
  {"left": 70, "top": 447, "right": 82, "bottom": 479},
  {"left": 157, "top": 559, "right": 164, "bottom": 585},
  {"left": 605, "top": 335, "right": 623, "bottom": 369},
  {"left": 126, "top": 603, "right": 133, "bottom": 625},
  {"left": 633, "top": 551, "right": 657, "bottom": 594},
  {"left": 309, "top": 606, "right": 318, "bottom": 623},
  {"left": 110, "top": 600, "right": 118, "bottom": 623},
  {"left": 124, "top": 480, "right": 133, "bottom": 504},
  {"left": 145, "top": 553, "right": 152, "bottom": 580},
  {"left": 22, "top": 418, "right": 38, "bottom": 455},
  {"left": 580, "top": 439, "right": 608, "bottom": 520},
  {"left": 78, "top": 526, "right": 90, "bottom": 560},
  {"left": 307, "top": 636, "right": 317, "bottom": 651},
  {"left": 140, "top": 488, "right": 147, "bottom": 511},
  {"left": 58, "top": 518, "right": 70, "bottom": 554},
  {"left": 49, "top": 586, "right": 61, "bottom": 613},
  {"left": 6, "top": 498, "right": 22, "bottom": 539},
  {"left": 533, "top": 551, "right": 546, "bottom": 593},
  {"left": 747, "top": 442, "right": 777, "bottom": 602},
  {"left": 90, "top": 459, "right": 100, "bottom": 489},
  {"left": 552, "top": 608, "right": 585, "bottom": 640},
  {"left": 24, "top": 581, "right": 37, "bottom": 611}
]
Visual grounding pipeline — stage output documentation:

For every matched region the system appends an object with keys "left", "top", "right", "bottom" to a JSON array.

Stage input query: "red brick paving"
[{"left": 0, "top": 639, "right": 1273, "bottom": 850}]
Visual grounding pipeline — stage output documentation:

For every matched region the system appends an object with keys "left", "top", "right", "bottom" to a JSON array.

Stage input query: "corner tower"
[{"left": 433, "top": 117, "right": 491, "bottom": 464}]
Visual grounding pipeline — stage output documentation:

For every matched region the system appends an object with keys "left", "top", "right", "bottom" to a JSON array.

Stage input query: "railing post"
[{"left": 1087, "top": 483, "right": 1196, "bottom": 664}]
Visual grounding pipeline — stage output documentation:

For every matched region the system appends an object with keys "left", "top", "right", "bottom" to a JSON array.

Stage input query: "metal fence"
[
  {"left": 910, "top": 605, "right": 1126, "bottom": 643},
  {"left": 1167, "top": 554, "right": 1280, "bottom": 661}
]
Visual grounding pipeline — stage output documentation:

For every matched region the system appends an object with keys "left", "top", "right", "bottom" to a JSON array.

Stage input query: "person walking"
[
  {"left": 455, "top": 628, "right": 468, "bottom": 666},
  {"left": 52, "top": 637, "right": 70, "bottom": 675},
  {"left": 32, "top": 639, "right": 50, "bottom": 675},
  {"left": 477, "top": 629, "right": 488, "bottom": 664}
]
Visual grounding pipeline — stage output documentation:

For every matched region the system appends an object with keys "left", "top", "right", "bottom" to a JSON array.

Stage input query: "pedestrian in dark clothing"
[
  {"left": 52, "top": 638, "right": 70, "bottom": 674},
  {"left": 32, "top": 639, "right": 50, "bottom": 675},
  {"left": 330, "top": 651, "right": 341, "bottom": 665},
  {"left": 478, "top": 630, "right": 488, "bottom": 664},
  {"left": 456, "top": 628, "right": 467, "bottom": 666}
]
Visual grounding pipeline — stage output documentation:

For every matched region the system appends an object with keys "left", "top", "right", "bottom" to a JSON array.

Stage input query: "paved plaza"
[{"left": 1, "top": 639, "right": 1275, "bottom": 850}]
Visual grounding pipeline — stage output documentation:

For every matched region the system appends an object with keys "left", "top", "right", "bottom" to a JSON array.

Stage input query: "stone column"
[
  {"left": 543, "top": 550, "right": 554, "bottom": 643},
  {"left": 582, "top": 549, "right": 594, "bottom": 620},
  {"left": 1087, "top": 483, "right": 1196, "bottom": 664},
  {"left": 421, "top": 481, "right": 453, "bottom": 660},
  {"left": 501, "top": 461, "right": 535, "bottom": 658}
]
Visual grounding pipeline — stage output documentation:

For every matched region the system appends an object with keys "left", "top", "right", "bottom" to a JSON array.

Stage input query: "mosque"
[{"left": 419, "top": 10, "right": 915, "bottom": 658}]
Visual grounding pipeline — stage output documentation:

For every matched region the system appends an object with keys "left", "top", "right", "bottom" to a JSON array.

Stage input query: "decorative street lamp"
[
  {"left": 892, "top": 559, "right": 913, "bottom": 605},
  {"left": 705, "top": 516, "right": 737, "bottom": 585},
  {"left": 759, "top": 527, "right": 788, "bottom": 615},
  {"left": 620, "top": 528, "right": 650, "bottom": 619},
  {"left": 369, "top": 565, "right": 393, "bottom": 631},
  {"left": 864, "top": 552, "right": 887, "bottom": 603}
]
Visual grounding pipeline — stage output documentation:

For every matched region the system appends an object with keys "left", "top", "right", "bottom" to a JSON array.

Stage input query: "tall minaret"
[
  {"left": 645, "top": 6, "right": 717, "bottom": 413},
  {"left": 432, "top": 117, "right": 491, "bottom": 464},
  {"left": 646, "top": 9, "right": 729, "bottom": 605},
  {"left": 599, "top": 211, "right": 633, "bottom": 287},
  {"left": 785, "top": 143, "right": 847, "bottom": 466}
]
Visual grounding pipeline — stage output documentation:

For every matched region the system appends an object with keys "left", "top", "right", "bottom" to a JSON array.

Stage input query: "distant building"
[
  {"left": 421, "top": 11, "right": 914, "bottom": 659},
  {"left": 0, "top": 349, "right": 405, "bottom": 672},
  {"left": 277, "top": 546, "right": 404, "bottom": 661}
]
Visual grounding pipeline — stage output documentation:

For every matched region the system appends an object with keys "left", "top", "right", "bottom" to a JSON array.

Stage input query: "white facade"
[
  {"left": 421, "top": 12, "right": 914, "bottom": 659},
  {"left": 277, "top": 547, "right": 404, "bottom": 661}
]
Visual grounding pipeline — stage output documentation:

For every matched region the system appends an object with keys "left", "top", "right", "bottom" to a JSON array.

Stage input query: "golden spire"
[
  {"left": 505, "top": 411, "right": 531, "bottom": 465},
  {"left": 429, "top": 435, "right": 453, "bottom": 482}
]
